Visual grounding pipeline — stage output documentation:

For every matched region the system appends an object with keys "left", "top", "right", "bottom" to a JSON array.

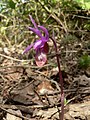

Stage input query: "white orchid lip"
[
  {"left": 37, "top": 52, "right": 46, "bottom": 61},
  {"left": 35, "top": 51, "right": 47, "bottom": 67}
]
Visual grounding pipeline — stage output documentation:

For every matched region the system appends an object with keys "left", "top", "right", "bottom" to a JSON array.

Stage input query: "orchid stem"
[{"left": 50, "top": 35, "right": 64, "bottom": 120}]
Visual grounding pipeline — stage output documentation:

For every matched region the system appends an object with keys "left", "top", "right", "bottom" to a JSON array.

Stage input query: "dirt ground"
[{"left": 0, "top": 31, "right": 90, "bottom": 120}]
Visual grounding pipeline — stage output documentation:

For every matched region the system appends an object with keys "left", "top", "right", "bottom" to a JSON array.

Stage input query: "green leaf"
[
  {"left": 79, "top": 55, "right": 90, "bottom": 68},
  {"left": 74, "top": 0, "right": 90, "bottom": 10},
  {"left": 8, "top": 0, "right": 16, "bottom": 9}
]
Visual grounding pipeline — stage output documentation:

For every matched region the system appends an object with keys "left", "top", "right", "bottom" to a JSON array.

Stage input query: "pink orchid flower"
[{"left": 23, "top": 15, "right": 49, "bottom": 67}]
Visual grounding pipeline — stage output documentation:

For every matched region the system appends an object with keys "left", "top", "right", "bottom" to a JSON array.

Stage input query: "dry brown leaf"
[
  {"left": 64, "top": 101, "right": 90, "bottom": 120},
  {"left": 6, "top": 109, "right": 22, "bottom": 120},
  {"left": 37, "top": 107, "right": 59, "bottom": 119},
  {"left": 2, "top": 59, "right": 23, "bottom": 81},
  {"left": 4, "top": 67, "right": 23, "bottom": 81},
  {"left": 37, "top": 81, "right": 54, "bottom": 94}
]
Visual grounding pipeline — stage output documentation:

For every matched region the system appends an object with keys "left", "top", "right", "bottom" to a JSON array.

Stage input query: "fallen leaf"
[
  {"left": 64, "top": 101, "right": 90, "bottom": 120},
  {"left": 37, "top": 107, "right": 59, "bottom": 119},
  {"left": 37, "top": 81, "right": 54, "bottom": 94},
  {"left": 6, "top": 109, "right": 22, "bottom": 120},
  {"left": 2, "top": 59, "right": 23, "bottom": 81}
]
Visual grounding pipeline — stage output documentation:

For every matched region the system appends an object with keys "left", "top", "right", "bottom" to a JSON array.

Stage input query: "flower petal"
[
  {"left": 29, "top": 15, "right": 38, "bottom": 29},
  {"left": 33, "top": 40, "right": 44, "bottom": 50},
  {"left": 38, "top": 25, "right": 49, "bottom": 41},
  {"left": 23, "top": 44, "right": 33, "bottom": 54},
  {"left": 28, "top": 27, "right": 42, "bottom": 38},
  {"left": 35, "top": 50, "right": 47, "bottom": 67},
  {"left": 43, "top": 42, "right": 49, "bottom": 54}
]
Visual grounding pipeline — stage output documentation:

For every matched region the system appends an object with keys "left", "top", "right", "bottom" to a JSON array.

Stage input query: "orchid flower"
[
  {"left": 23, "top": 15, "right": 64, "bottom": 120},
  {"left": 23, "top": 15, "right": 49, "bottom": 67}
]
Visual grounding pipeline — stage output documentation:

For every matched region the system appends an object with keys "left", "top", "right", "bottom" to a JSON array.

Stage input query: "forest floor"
[{"left": 0, "top": 30, "right": 90, "bottom": 120}]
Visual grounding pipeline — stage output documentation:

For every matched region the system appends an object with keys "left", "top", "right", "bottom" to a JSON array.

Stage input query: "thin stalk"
[{"left": 50, "top": 36, "right": 64, "bottom": 120}]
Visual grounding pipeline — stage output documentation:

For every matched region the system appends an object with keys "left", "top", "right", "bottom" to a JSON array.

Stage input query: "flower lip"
[{"left": 35, "top": 49, "right": 47, "bottom": 67}]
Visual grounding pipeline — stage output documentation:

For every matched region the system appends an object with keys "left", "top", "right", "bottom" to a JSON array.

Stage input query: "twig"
[
  {"left": 0, "top": 13, "right": 7, "bottom": 19},
  {"left": 0, "top": 63, "right": 54, "bottom": 70},
  {"left": 37, "top": 0, "right": 68, "bottom": 33},
  {"left": 0, "top": 105, "right": 30, "bottom": 120},
  {"left": 72, "top": 14, "right": 90, "bottom": 20},
  {"left": 0, "top": 53, "right": 30, "bottom": 62}
]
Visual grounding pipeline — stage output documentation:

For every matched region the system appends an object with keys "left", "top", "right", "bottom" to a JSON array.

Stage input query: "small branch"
[
  {"left": 37, "top": 0, "right": 68, "bottom": 33},
  {"left": 0, "top": 105, "right": 30, "bottom": 120},
  {"left": 71, "top": 14, "right": 90, "bottom": 20},
  {"left": 0, "top": 53, "right": 30, "bottom": 62},
  {"left": 0, "top": 63, "right": 54, "bottom": 70},
  {"left": 0, "top": 13, "right": 7, "bottom": 19}
]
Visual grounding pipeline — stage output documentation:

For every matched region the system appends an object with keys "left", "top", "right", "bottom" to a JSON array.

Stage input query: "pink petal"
[
  {"left": 38, "top": 25, "right": 49, "bottom": 41},
  {"left": 35, "top": 52, "right": 47, "bottom": 67},
  {"left": 23, "top": 44, "right": 33, "bottom": 54},
  {"left": 43, "top": 42, "right": 49, "bottom": 54},
  {"left": 28, "top": 27, "right": 42, "bottom": 38},
  {"left": 29, "top": 15, "right": 38, "bottom": 29},
  {"left": 33, "top": 40, "right": 44, "bottom": 50}
]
